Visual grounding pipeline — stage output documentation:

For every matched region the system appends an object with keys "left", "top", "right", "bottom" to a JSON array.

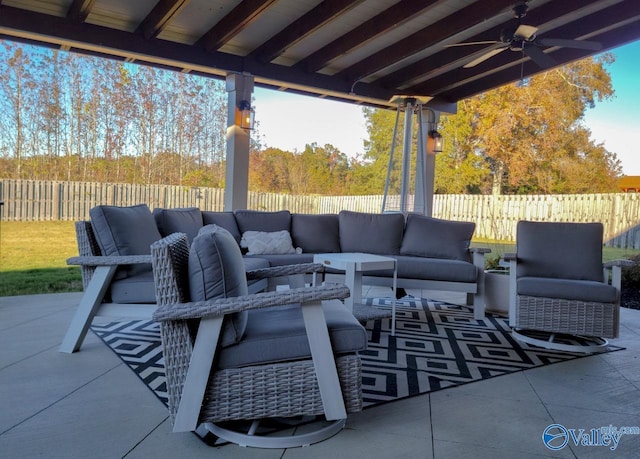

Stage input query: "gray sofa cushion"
[
  {"left": 89, "top": 204, "right": 160, "bottom": 279},
  {"left": 291, "top": 213, "right": 340, "bottom": 253},
  {"left": 110, "top": 271, "right": 156, "bottom": 304},
  {"left": 188, "top": 225, "right": 249, "bottom": 347},
  {"left": 234, "top": 210, "right": 291, "bottom": 234},
  {"left": 202, "top": 211, "right": 242, "bottom": 244},
  {"left": 338, "top": 211, "right": 405, "bottom": 255},
  {"left": 216, "top": 300, "right": 367, "bottom": 369},
  {"left": 400, "top": 214, "right": 474, "bottom": 261},
  {"left": 245, "top": 253, "right": 315, "bottom": 267},
  {"left": 365, "top": 255, "right": 478, "bottom": 283},
  {"left": 153, "top": 207, "right": 203, "bottom": 244},
  {"left": 517, "top": 277, "right": 618, "bottom": 303},
  {"left": 517, "top": 221, "right": 604, "bottom": 281}
]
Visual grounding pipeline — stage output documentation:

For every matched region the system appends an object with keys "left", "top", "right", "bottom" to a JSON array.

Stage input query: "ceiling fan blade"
[
  {"left": 445, "top": 40, "right": 499, "bottom": 48},
  {"left": 523, "top": 45, "right": 557, "bottom": 68},
  {"left": 463, "top": 47, "right": 507, "bottom": 68},
  {"left": 537, "top": 38, "right": 602, "bottom": 51},
  {"left": 515, "top": 24, "right": 538, "bottom": 40}
]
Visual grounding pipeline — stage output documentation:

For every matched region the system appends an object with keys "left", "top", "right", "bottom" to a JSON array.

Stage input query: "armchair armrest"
[
  {"left": 470, "top": 247, "right": 491, "bottom": 270},
  {"left": 246, "top": 262, "right": 324, "bottom": 280},
  {"left": 153, "top": 283, "right": 350, "bottom": 322},
  {"left": 67, "top": 255, "right": 152, "bottom": 266},
  {"left": 604, "top": 259, "right": 635, "bottom": 269}
]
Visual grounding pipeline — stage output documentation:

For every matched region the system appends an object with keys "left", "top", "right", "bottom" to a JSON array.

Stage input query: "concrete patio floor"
[{"left": 1, "top": 288, "right": 640, "bottom": 458}]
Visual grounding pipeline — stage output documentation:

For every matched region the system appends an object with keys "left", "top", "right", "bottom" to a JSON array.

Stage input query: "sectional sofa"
[{"left": 82, "top": 204, "right": 489, "bottom": 316}]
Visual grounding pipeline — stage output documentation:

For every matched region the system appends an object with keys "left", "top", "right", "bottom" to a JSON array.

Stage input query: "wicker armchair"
[
  {"left": 506, "top": 221, "right": 632, "bottom": 352},
  {"left": 151, "top": 227, "right": 367, "bottom": 448}
]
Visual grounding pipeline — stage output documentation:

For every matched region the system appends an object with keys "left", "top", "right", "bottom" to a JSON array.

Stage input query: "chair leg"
[
  {"left": 300, "top": 301, "right": 347, "bottom": 421},
  {"left": 59, "top": 265, "right": 117, "bottom": 353}
]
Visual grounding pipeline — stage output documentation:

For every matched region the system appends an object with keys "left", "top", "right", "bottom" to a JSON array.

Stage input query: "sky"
[{"left": 253, "top": 40, "right": 640, "bottom": 175}]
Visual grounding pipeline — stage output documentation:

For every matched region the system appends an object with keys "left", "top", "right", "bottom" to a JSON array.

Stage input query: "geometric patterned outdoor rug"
[{"left": 91, "top": 296, "right": 622, "bottom": 410}]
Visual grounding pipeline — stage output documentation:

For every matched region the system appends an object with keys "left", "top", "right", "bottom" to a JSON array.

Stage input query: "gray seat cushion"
[
  {"left": 365, "top": 255, "right": 478, "bottom": 283},
  {"left": 153, "top": 207, "right": 203, "bottom": 244},
  {"left": 517, "top": 277, "right": 618, "bottom": 303},
  {"left": 189, "top": 225, "right": 250, "bottom": 347},
  {"left": 216, "top": 300, "right": 367, "bottom": 369},
  {"left": 291, "top": 213, "right": 341, "bottom": 253},
  {"left": 110, "top": 271, "right": 156, "bottom": 304},
  {"left": 339, "top": 211, "right": 405, "bottom": 255},
  {"left": 245, "top": 253, "right": 315, "bottom": 267},
  {"left": 400, "top": 214, "right": 474, "bottom": 262},
  {"left": 89, "top": 204, "right": 160, "bottom": 279}
]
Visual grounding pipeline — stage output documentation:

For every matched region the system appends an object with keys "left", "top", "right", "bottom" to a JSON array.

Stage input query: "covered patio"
[
  {"left": 2, "top": 1, "right": 640, "bottom": 457},
  {"left": 2, "top": 289, "right": 640, "bottom": 457}
]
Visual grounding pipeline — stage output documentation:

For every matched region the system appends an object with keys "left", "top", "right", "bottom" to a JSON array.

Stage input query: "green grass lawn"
[
  {"left": 0, "top": 221, "right": 83, "bottom": 296},
  {"left": 1, "top": 221, "right": 639, "bottom": 297}
]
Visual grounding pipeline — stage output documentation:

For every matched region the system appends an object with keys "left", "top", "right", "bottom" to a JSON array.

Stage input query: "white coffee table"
[{"left": 314, "top": 252, "right": 397, "bottom": 335}]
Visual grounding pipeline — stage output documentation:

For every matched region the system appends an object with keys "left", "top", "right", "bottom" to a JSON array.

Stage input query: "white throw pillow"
[{"left": 240, "top": 230, "right": 301, "bottom": 255}]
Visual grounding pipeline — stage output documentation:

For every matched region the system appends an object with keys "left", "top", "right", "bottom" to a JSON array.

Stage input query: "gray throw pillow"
[
  {"left": 291, "top": 213, "right": 340, "bottom": 253},
  {"left": 188, "top": 225, "right": 249, "bottom": 347},
  {"left": 153, "top": 207, "right": 203, "bottom": 244},
  {"left": 90, "top": 204, "right": 161, "bottom": 278},
  {"left": 338, "top": 210, "right": 405, "bottom": 255},
  {"left": 400, "top": 214, "right": 475, "bottom": 261}
]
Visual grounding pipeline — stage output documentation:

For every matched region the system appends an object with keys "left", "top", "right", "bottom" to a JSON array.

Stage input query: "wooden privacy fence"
[{"left": 1, "top": 179, "right": 639, "bottom": 248}]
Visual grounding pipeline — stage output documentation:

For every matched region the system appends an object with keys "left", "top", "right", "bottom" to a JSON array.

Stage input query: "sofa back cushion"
[
  {"left": 90, "top": 204, "right": 160, "bottom": 278},
  {"left": 291, "top": 213, "right": 340, "bottom": 253},
  {"left": 338, "top": 211, "right": 405, "bottom": 255},
  {"left": 153, "top": 207, "right": 203, "bottom": 244},
  {"left": 234, "top": 210, "right": 291, "bottom": 233},
  {"left": 188, "top": 225, "right": 249, "bottom": 347},
  {"left": 202, "top": 211, "right": 242, "bottom": 244},
  {"left": 516, "top": 221, "right": 604, "bottom": 281},
  {"left": 400, "top": 214, "right": 475, "bottom": 261}
]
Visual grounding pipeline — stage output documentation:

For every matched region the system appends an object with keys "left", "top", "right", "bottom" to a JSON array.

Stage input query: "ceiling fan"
[{"left": 449, "top": 2, "right": 602, "bottom": 69}]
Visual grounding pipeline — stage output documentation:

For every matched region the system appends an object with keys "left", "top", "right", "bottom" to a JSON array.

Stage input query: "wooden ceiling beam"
[
  {"left": 250, "top": 0, "right": 364, "bottom": 63},
  {"left": 67, "top": 0, "right": 97, "bottom": 23},
  {"left": 336, "top": 0, "right": 516, "bottom": 84},
  {"left": 295, "top": 0, "right": 440, "bottom": 73},
  {"left": 197, "top": 0, "right": 278, "bottom": 52},
  {"left": 136, "top": 0, "right": 191, "bottom": 40}
]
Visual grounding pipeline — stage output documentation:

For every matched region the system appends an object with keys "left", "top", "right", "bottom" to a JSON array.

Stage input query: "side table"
[{"left": 314, "top": 252, "right": 397, "bottom": 335}]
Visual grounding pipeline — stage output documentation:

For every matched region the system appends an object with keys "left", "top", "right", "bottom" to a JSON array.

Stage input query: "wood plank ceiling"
[{"left": 0, "top": 0, "right": 639, "bottom": 110}]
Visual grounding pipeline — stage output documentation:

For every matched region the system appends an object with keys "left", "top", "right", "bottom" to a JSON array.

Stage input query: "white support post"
[{"left": 224, "top": 73, "right": 254, "bottom": 211}]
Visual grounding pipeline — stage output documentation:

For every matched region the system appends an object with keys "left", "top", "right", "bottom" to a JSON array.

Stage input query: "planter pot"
[{"left": 485, "top": 270, "right": 510, "bottom": 316}]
